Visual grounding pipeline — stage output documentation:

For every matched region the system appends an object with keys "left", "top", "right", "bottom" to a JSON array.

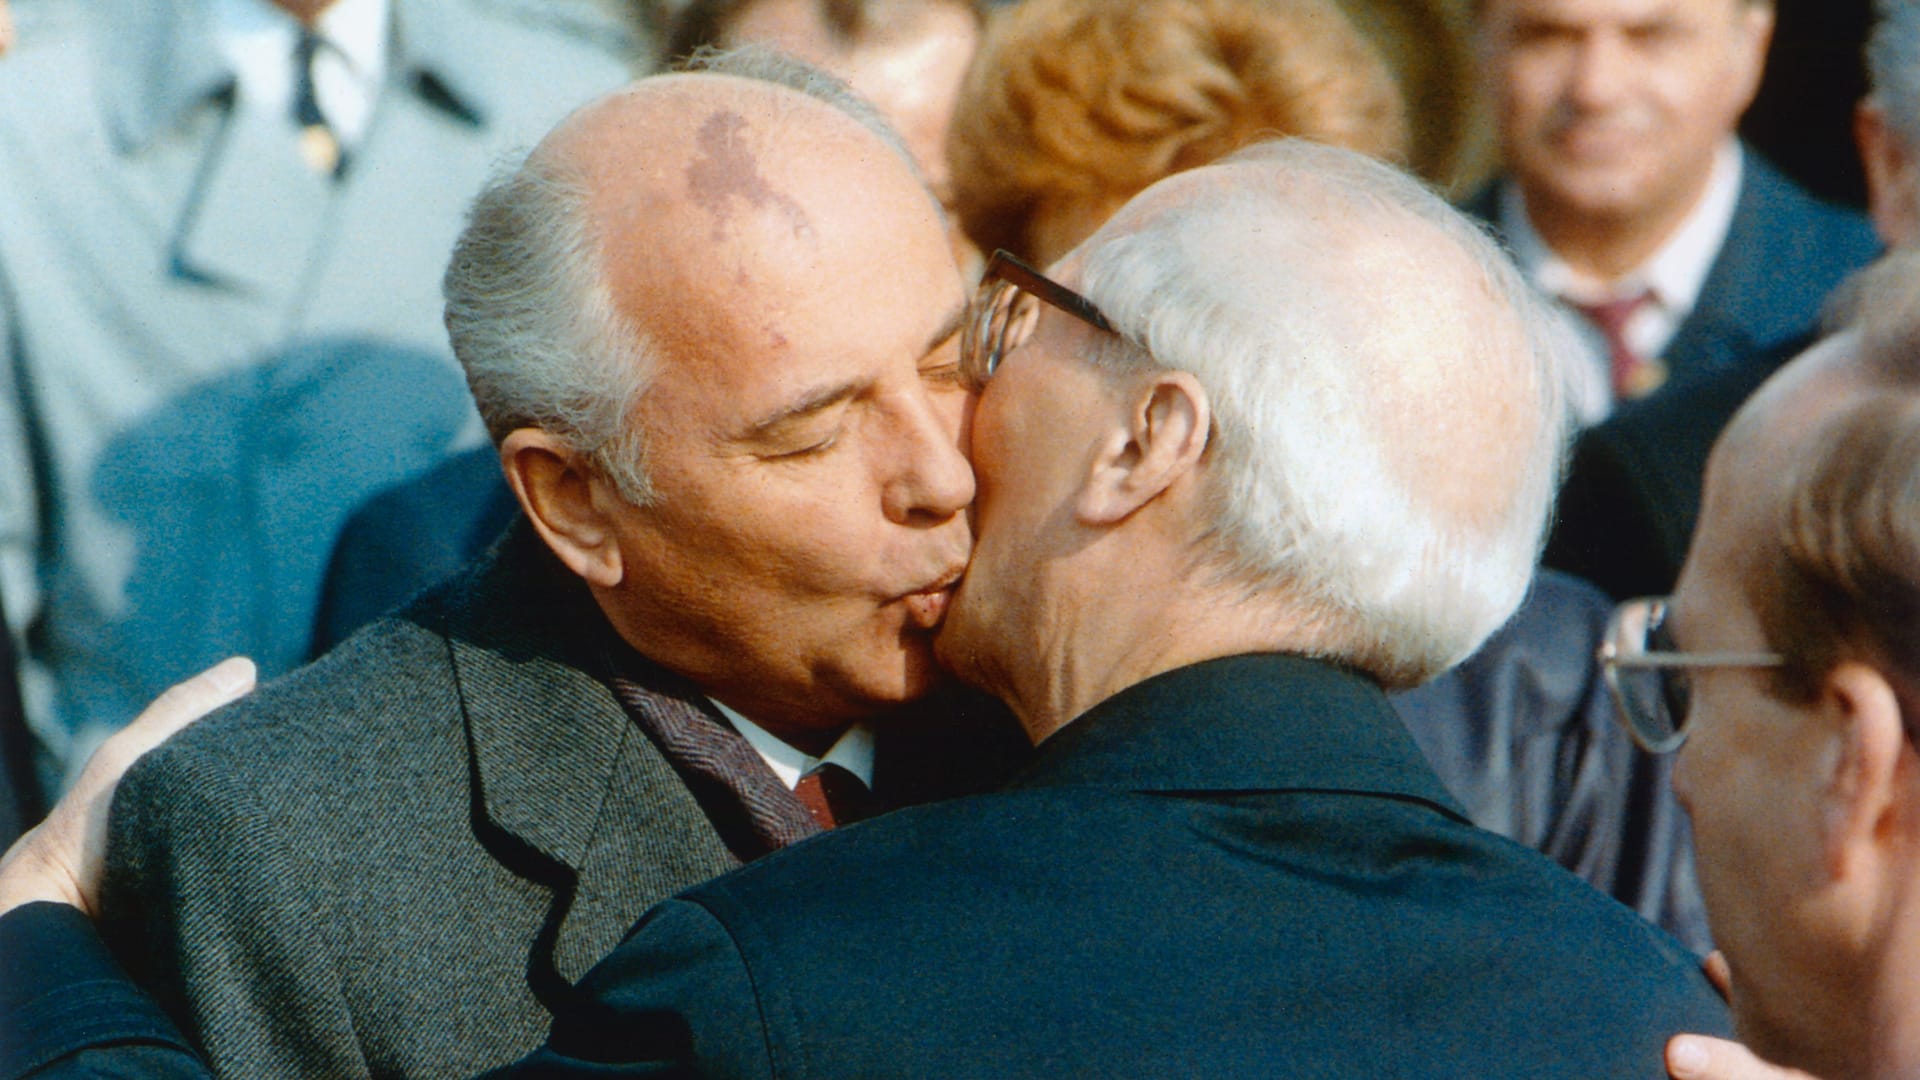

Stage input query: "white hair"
[
  {"left": 441, "top": 46, "right": 918, "bottom": 506},
  {"left": 1870, "top": 0, "right": 1920, "bottom": 152},
  {"left": 1076, "top": 139, "right": 1576, "bottom": 686}
]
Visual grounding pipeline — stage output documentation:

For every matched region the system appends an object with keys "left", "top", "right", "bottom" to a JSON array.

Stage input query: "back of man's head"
[
  {"left": 1665, "top": 247, "right": 1920, "bottom": 1078},
  {"left": 1076, "top": 140, "right": 1575, "bottom": 687},
  {"left": 1752, "top": 252, "right": 1920, "bottom": 706}
]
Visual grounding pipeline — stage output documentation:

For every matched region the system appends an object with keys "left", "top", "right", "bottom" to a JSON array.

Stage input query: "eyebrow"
[
  {"left": 921, "top": 302, "right": 966, "bottom": 360},
  {"left": 740, "top": 379, "right": 864, "bottom": 441},
  {"left": 737, "top": 303, "right": 970, "bottom": 440}
]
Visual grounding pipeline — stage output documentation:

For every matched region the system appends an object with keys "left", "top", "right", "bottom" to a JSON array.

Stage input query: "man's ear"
[
  {"left": 1075, "top": 371, "right": 1211, "bottom": 526},
  {"left": 1857, "top": 99, "right": 1919, "bottom": 248},
  {"left": 499, "top": 428, "right": 626, "bottom": 588},
  {"left": 1817, "top": 661, "right": 1911, "bottom": 883}
]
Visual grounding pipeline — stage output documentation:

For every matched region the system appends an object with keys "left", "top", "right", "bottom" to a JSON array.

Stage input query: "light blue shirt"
[{"left": 0, "top": 0, "right": 638, "bottom": 781}]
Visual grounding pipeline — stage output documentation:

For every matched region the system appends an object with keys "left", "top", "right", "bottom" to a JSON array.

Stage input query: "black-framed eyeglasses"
[
  {"left": 960, "top": 249, "right": 1116, "bottom": 387},
  {"left": 1599, "top": 596, "right": 1784, "bottom": 753}
]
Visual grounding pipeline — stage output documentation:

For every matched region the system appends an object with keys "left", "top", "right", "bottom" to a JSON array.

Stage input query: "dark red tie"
[
  {"left": 1571, "top": 291, "right": 1662, "bottom": 400},
  {"left": 792, "top": 763, "right": 874, "bottom": 830}
]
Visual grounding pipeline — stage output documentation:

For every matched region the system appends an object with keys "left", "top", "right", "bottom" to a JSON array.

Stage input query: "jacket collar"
[
  {"left": 93, "top": 0, "right": 492, "bottom": 155},
  {"left": 94, "top": 0, "right": 232, "bottom": 154},
  {"left": 1011, "top": 653, "right": 1468, "bottom": 821},
  {"left": 435, "top": 521, "right": 642, "bottom": 871},
  {"left": 1667, "top": 149, "right": 1860, "bottom": 364}
]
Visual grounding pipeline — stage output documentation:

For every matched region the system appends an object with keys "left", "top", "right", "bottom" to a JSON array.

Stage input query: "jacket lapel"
[
  {"left": 445, "top": 527, "right": 737, "bottom": 983},
  {"left": 93, "top": 0, "right": 335, "bottom": 313}
]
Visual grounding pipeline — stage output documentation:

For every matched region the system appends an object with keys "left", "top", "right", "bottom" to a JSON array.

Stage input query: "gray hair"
[
  {"left": 1075, "top": 139, "right": 1575, "bottom": 686},
  {"left": 441, "top": 46, "right": 917, "bottom": 505},
  {"left": 1869, "top": 0, "right": 1920, "bottom": 152}
]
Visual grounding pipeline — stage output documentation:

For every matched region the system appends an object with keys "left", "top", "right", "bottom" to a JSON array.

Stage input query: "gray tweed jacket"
[{"left": 95, "top": 523, "right": 1018, "bottom": 1080}]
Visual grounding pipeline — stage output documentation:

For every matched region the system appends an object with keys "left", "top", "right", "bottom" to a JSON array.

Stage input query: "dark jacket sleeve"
[
  {"left": 0, "top": 903, "right": 209, "bottom": 1080},
  {"left": 1393, "top": 570, "right": 1711, "bottom": 953},
  {"left": 491, "top": 899, "right": 772, "bottom": 1080}
]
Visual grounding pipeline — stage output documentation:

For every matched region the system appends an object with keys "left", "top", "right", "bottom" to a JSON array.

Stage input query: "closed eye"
[
  {"left": 920, "top": 361, "right": 968, "bottom": 391},
  {"left": 766, "top": 430, "right": 843, "bottom": 459}
]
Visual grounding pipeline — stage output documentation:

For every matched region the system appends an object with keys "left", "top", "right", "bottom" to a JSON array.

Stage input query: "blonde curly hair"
[{"left": 949, "top": 0, "right": 1410, "bottom": 262}]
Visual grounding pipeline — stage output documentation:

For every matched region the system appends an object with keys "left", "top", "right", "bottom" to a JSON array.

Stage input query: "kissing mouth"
[{"left": 899, "top": 566, "right": 967, "bottom": 631}]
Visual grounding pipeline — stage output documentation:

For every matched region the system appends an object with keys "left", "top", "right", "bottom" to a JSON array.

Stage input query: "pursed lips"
[{"left": 897, "top": 561, "right": 968, "bottom": 630}]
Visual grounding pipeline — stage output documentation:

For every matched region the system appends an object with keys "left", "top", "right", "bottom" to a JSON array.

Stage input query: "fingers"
[
  {"left": 1668, "top": 1035, "right": 1820, "bottom": 1080},
  {"left": 0, "top": 658, "right": 255, "bottom": 918},
  {"left": 1702, "top": 950, "right": 1732, "bottom": 1000},
  {"left": 126, "top": 656, "right": 255, "bottom": 751},
  {"left": 77, "top": 658, "right": 254, "bottom": 786}
]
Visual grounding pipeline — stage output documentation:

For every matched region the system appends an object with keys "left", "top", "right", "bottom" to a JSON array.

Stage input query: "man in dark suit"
[
  {"left": 1467, "top": 0, "right": 1876, "bottom": 428},
  {"left": 1542, "top": 332, "right": 1806, "bottom": 601},
  {"left": 1540, "top": 0, "right": 1920, "bottom": 603},
  {"left": 0, "top": 135, "right": 1730, "bottom": 1080},
  {"left": 88, "top": 54, "right": 1021, "bottom": 1080}
]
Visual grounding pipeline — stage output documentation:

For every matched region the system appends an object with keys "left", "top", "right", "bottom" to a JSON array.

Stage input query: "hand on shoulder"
[{"left": 0, "top": 657, "right": 254, "bottom": 916}]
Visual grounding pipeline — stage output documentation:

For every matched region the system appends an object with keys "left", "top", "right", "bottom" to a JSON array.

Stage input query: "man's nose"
[
  {"left": 1564, "top": 33, "right": 1636, "bottom": 111},
  {"left": 882, "top": 387, "right": 976, "bottom": 525}
]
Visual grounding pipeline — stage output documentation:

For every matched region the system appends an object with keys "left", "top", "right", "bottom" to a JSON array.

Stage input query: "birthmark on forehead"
[{"left": 686, "top": 110, "right": 814, "bottom": 244}]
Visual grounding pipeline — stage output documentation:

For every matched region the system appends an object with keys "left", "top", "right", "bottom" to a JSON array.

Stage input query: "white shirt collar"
[
  {"left": 210, "top": 0, "right": 390, "bottom": 145},
  {"left": 1499, "top": 141, "right": 1743, "bottom": 421},
  {"left": 708, "top": 698, "right": 877, "bottom": 791},
  {"left": 1501, "top": 140, "right": 1743, "bottom": 313}
]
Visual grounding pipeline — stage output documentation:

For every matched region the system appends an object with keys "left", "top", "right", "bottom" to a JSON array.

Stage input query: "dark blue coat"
[
  {"left": 0, "top": 655, "right": 1729, "bottom": 1079},
  {"left": 515, "top": 654, "right": 1729, "bottom": 1078}
]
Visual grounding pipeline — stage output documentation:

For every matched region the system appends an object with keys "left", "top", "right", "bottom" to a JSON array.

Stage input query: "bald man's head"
[
  {"left": 533, "top": 68, "right": 937, "bottom": 381},
  {"left": 1073, "top": 141, "right": 1573, "bottom": 685},
  {"left": 446, "top": 53, "right": 929, "bottom": 495},
  {"left": 446, "top": 55, "right": 977, "bottom": 737}
]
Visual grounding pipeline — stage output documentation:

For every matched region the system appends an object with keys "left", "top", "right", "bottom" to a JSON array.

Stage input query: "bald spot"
[
  {"left": 1335, "top": 212, "right": 1538, "bottom": 536},
  {"left": 527, "top": 73, "right": 938, "bottom": 382}
]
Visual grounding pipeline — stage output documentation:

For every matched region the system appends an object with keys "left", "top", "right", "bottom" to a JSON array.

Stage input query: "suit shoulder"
[
  {"left": 1742, "top": 154, "right": 1879, "bottom": 264},
  {"left": 127, "top": 614, "right": 460, "bottom": 795}
]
